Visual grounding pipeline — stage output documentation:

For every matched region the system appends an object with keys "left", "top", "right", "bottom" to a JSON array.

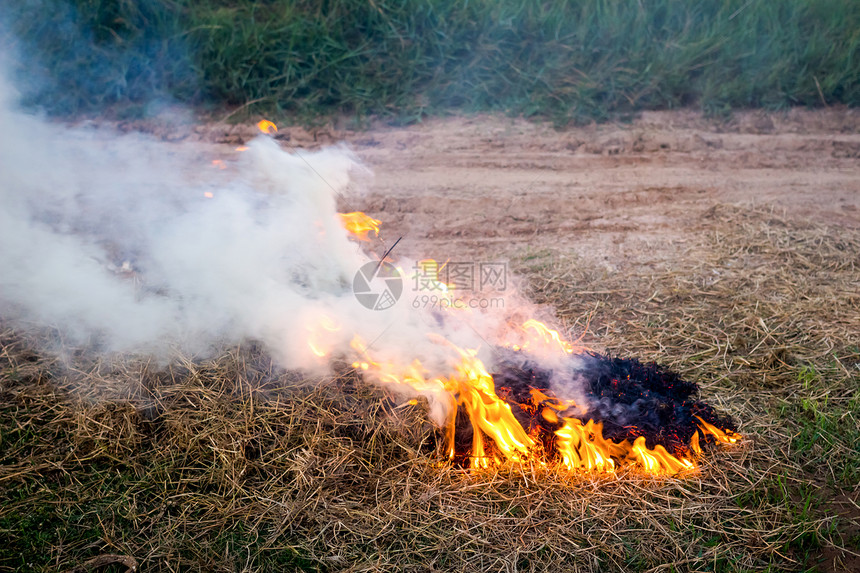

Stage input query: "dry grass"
[{"left": 1, "top": 205, "right": 858, "bottom": 572}]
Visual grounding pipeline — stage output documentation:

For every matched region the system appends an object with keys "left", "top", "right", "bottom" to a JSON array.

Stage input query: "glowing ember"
[
  {"left": 257, "top": 119, "right": 278, "bottom": 134},
  {"left": 339, "top": 212, "right": 381, "bottom": 241}
]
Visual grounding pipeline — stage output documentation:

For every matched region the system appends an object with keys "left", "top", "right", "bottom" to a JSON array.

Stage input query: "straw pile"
[{"left": 1, "top": 205, "right": 858, "bottom": 572}]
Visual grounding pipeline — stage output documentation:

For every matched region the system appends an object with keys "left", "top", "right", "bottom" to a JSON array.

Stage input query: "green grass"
[
  {"left": 783, "top": 361, "right": 860, "bottom": 487},
  {"left": 2, "top": 0, "right": 859, "bottom": 123}
]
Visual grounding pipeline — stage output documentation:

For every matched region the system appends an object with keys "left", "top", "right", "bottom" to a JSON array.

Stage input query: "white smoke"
[
  {"left": 0, "top": 62, "right": 501, "bottom": 416},
  {"left": 0, "top": 92, "right": 348, "bottom": 350},
  {"left": 0, "top": 58, "right": 592, "bottom": 425}
]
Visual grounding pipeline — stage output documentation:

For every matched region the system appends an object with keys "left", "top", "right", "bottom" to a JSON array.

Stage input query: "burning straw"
[
  {"left": 0, "top": 62, "right": 854, "bottom": 569},
  {"left": 1, "top": 204, "right": 856, "bottom": 571},
  {"left": 0, "top": 64, "right": 742, "bottom": 480}
]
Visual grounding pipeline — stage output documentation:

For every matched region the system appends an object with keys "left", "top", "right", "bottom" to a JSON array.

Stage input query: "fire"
[
  {"left": 535, "top": 384, "right": 698, "bottom": 475},
  {"left": 695, "top": 416, "right": 741, "bottom": 444},
  {"left": 690, "top": 430, "right": 702, "bottom": 456},
  {"left": 631, "top": 437, "right": 695, "bottom": 475},
  {"left": 507, "top": 319, "right": 593, "bottom": 356},
  {"left": 339, "top": 323, "right": 741, "bottom": 476},
  {"left": 447, "top": 345, "right": 534, "bottom": 467},
  {"left": 349, "top": 335, "right": 533, "bottom": 468},
  {"left": 556, "top": 418, "right": 622, "bottom": 472},
  {"left": 307, "top": 315, "right": 341, "bottom": 359},
  {"left": 257, "top": 119, "right": 278, "bottom": 134},
  {"left": 338, "top": 212, "right": 381, "bottom": 241},
  {"left": 301, "top": 214, "right": 741, "bottom": 478},
  {"left": 522, "top": 319, "right": 575, "bottom": 354}
]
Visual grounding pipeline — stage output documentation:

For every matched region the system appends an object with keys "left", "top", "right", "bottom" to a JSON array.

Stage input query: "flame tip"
[
  {"left": 257, "top": 119, "right": 278, "bottom": 134},
  {"left": 339, "top": 212, "right": 381, "bottom": 241}
]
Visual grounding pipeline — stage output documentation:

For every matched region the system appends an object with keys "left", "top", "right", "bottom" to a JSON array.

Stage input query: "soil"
[
  {"left": 151, "top": 107, "right": 860, "bottom": 271},
  {"left": 355, "top": 108, "right": 859, "bottom": 264}
]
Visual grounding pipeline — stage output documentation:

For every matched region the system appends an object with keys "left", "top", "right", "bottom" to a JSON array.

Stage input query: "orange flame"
[
  {"left": 447, "top": 346, "right": 534, "bottom": 467},
  {"left": 695, "top": 416, "right": 742, "bottom": 444},
  {"left": 257, "top": 120, "right": 278, "bottom": 134},
  {"left": 631, "top": 437, "right": 695, "bottom": 475},
  {"left": 556, "top": 418, "right": 623, "bottom": 472},
  {"left": 551, "top": 400, "right": 696, "bottom": 475},
  {"left": 307, "top": 315, "right": 341, "bottom": 359},
  {"left": 522, "top": 319, "right": 575, "bottom": 354},
  {"left": 299, "top": 244, "right": 740, "bottom": 477},
  {"left": 414, "top": 259, "right": 456, "bottom": 295},
  {"left": 510, "top": 319, "right": 592, "bottom": 355},
  {"left": 338, "top": 212, "right": 381, "bottom": 241},
  {"left": 341, "top": 329, "right": 724, "bottom": 475},
  {"left": 690, "top": 430, "right": 702, "bottom": 456}
]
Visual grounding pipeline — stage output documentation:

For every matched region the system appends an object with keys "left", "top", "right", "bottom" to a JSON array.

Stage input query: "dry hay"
[{"left": 1, "top": 204, "right": 858, "bottom": 572}]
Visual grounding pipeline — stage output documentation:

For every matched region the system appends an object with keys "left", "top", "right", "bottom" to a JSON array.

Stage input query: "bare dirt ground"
[
  {"left": 356, "top": 109, "right": 859, "bottom": 265},
  {"left": 171, "top": 107, "right": 860, "bottom": 271}
]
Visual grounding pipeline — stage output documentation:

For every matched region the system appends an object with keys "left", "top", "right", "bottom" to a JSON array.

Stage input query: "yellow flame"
[
  {"left": 340, "top": 332, "right": 712, "bottom": 475},
  {"left": 695, "top": 416, "right": 741, "bottom": 444},
  {"left": 530, "top": 388, "right": 566, "bottom": 409},
  {"left": 307, "top": 316, "right": 341, "bottom": 358},
  {"left": 414, "top": 259, "right": 455, "bottom": 296},
  {"left": 292, "top": 222, "right": 737, "bottom": 478},
  {"left": 631, "top": 437, "right": 695, "bottom": 475},
  {"left": 690, "top": 430, "right": 702, "bottom": 456},
  {"left": 257, "top": 120, "right": 278, "bottom": 134},
  {"left": 541, "top": 407, "right": 559, "bottom": 424},
  {"left": 522, "top": 319, "right": 575, "bottom": 354},
  {"left": 448, "top": 346, "right": 534, "bottom": 467},
  {"left": 338, "top": 212, "right": 381, "bottom": 241},
  {"left": 308, "top": 342, "right": 327, "bottom": 358},
  {"left": 556, "top": 418, "right": 623, "bottom": 473}
]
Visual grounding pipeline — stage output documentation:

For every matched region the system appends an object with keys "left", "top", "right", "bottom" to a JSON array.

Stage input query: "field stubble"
[{"left": 1, "top": 110, "right": 860, "bottom": 572}]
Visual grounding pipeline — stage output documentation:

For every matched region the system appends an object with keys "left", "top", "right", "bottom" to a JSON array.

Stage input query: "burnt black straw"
[{"left": 467, "top": 348, "right": 739, "bottom": 461}]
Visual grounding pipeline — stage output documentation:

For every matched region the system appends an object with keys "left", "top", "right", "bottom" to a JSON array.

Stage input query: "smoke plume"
[{"left": 1, "top": 56, "right": 571, "bottom": 424}]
